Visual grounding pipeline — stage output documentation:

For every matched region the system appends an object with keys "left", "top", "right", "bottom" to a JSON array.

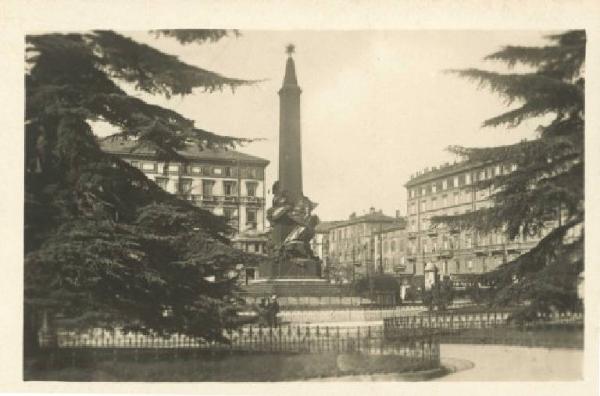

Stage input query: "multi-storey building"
[
  {"left": 372, "top": 220, "right": 410, "bottom": 276},
  {"left": 310, "top": 221, "right": 341, "bottom": 277},
  {"left": 325, "top": 208, "right": 401, "bottom": 283},
  {"left": 404, "top": 160, "right": 548, "bottom": 285},
  {"left": 100, "top": 137, "right": 270, "bottom": 257}
]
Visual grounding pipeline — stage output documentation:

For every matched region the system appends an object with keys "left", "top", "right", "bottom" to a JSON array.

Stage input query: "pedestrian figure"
[{"left": 269, "top": 295, "right": 280, "bottom": 327}]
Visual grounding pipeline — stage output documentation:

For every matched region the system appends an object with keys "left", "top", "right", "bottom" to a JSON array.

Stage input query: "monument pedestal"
[{"left": 258, "top": 257, "right": 321, "bottom": 279}]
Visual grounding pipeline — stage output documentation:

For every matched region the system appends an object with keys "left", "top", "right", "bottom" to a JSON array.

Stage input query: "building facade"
[
  {"left": 372, "top": 221, "right": 410, "bottom": 276},
  {"left": 325, "top": 208, "right": 401, "bottom": 283},
  {"left": 101, "top": 137, "right": 270, "bottom": 256},
  {"left": 404, "top": 160, "right": 549, "bottom": 285}
]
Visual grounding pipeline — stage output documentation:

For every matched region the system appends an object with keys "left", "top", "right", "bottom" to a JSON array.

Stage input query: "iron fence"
[
  {"left": 383, "top": 310, "right": 584, "bottom": 344},
  {"left": 43, "top": 324, "right": 439, "bottom": 364}
]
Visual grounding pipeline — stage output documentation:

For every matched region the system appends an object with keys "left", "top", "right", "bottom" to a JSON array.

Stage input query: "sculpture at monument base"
[{"left": 266, "top": 180, "right": 321, "bottom": 278}]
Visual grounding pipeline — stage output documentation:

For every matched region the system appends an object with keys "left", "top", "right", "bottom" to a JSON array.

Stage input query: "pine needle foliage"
[
  {"left": 432, "top": 31, "right": 585, "bottom": 319},
  {"left": 25, "top": 30, "right": 260, "bottom": 350}
]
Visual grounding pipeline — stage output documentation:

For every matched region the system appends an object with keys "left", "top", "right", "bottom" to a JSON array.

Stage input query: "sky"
[{"left": 97, "top": 30, "right": 554, "bottom": 222}]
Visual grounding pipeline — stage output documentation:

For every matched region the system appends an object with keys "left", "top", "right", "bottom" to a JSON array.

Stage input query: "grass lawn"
[
  {"left": 24, "top": 351, "right": 437, "bottom": 381},
  {"left": 441, "top": 326, "right": 583, "bottom": 349}
]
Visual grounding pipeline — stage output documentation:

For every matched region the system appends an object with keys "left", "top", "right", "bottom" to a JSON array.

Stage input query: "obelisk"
[{"left": 272, "top": 44, "right": 303, "bottom": 248}]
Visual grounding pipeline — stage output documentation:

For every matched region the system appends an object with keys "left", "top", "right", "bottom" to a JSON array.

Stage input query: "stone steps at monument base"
[{"left": 240, "top": 281, "right": 349, "bottom": 297}]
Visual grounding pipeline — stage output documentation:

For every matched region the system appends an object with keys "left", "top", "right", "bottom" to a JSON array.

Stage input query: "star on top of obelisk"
[
  {"left": 286, "top": 43, "right": 296, "bottom": 56},
  {"left": 282, "top": 43, "right": 298, "bottom": 86}
]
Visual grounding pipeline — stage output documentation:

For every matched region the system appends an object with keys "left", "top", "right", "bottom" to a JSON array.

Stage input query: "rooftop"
[
  {"left": 405, "top": 159, "right": 489, "bottom": 188},
  {"left": 328, "top": 210, "right": 398, "bottom": 230},
  {"left": 99, "top": 137, "right": 270, "bottom": 166},
  {"left": 315, "top": 221, "right": 343, "bottom": 233},
  {"left": 373, "top": 219, "right": 408, "bottom": 234}
]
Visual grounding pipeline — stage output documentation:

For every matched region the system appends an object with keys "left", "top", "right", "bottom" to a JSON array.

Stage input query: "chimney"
[
  {"left": 396, "top": 210, "right": 400, "bottom": 218},
  {"left": 369, "top": 207, "right": 375, "bottom": 215},
  {"left": 349, "top": 212, "right": 356, "bottom": 220}
]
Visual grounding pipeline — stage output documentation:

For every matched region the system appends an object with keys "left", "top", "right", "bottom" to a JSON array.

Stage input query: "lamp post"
[
  {"left": 379, "top": 223, "right": 384, "bottom": 273},
  {"left": 352, "top": 246, "right": 356, "bottom": 283}
]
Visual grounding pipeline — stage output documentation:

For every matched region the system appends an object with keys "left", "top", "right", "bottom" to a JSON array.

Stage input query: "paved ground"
[
  {"left": 310, "top": 343, "right": 582, "bottom": 381},
  {"left": 436, "top": 343, "right": 583, "bottom": 381}
]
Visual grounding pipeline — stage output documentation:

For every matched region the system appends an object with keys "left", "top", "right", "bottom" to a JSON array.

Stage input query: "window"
[
  {"left": 431, "top": 197, "right": 437, "bottom": 209},
  {"left": 465, "top": 173, "right": 471, "bottom": 185},
  {"left": 191, "top": 165, "right": 202, "bottom": 174},
  {"left": 223, "top": 181, "right": 237, "bottom": 196},
  {"left": 213, "top": 167, "right": 222, "bottom": 175},
  {"left": 420, "top": 200, "right": 426, "bottom": 212},
  {"left": 468, "top": 260, "right": 473, "bottom": 271},
  {"left": 246, "top": 182, "right": 257, "bottom": 197},
  {"left": 453, "top": 176, "right": 459, "bottom": 187},
  {"left": 479, "top": 170, "right": 486, "bottom": 180},
  {"left": 452, "top": 191, "right": 459, "bottom": 205},
  {"left": 202, "top": 180, "right": 214, "bottom": 196},
  {"left": 178, "top": 178, "right": 193, "bottom": 195},
  {"left": 442, "top": 194, "right": 448, "bottom": 207},
  {"left": 224, "top": 167, "right": 232, "bottom": 177},
  {"left": 223, "top": 207, "right": 236, "bottom": 220},
  {"left": 442, "top": 180, "right": 448, "bottom": 190},
  {"left": 154, "top": 177, "right": 169, "bottom": 190},
  {"left": 246, "top": 168, "right": 257, "bottom": 178},
  {"left": 432, "top": 184, "right": 437, "bottom": 193},
  {"left": 456, "top": 260, "right": 461, "bottom": 273},
  {"left": 246, "top": 208, "right": 257, "bottom": 227},
  {"left": 130, "top": 161, "right": 140, "bottom": 169},
  {"left": 421, "top": 187, "right": 426, "bottom": 196},
  {"left": 495, "top": 165, "right": 501, "bottom": 176},
  {"left": 142, "top": 163, "right": 156, "bottom": 171},
  {"left": 168, "top": 164, "right": 180, "bottom": 173}
]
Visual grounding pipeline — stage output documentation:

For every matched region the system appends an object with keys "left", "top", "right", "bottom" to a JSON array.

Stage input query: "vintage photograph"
[{"left": 23, "top": 29, "right": 585, "bottom": 382}]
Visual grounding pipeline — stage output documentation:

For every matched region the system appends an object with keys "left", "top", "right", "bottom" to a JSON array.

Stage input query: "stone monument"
[{"left": 265, "top": 44, "right": 321, "bottom": 279}]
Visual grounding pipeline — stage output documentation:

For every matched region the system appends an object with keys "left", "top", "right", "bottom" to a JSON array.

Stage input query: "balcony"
[
  {"left": 240, "top": 196, "right": 265, "bottom": 205},
  {"left": 394, "top": 265, "right": 408, "bottom": 273},
  {"left": 439, "top": 249, "right": 453, "bottom": 258},
  {"left": 426, "top": 228, "right": 438, "bottom": 236},
  {"left": 222, "top": 195, "right": 239, "bottom": 204},
  {"left": 489, "top": 244, "right": 506, "bottom": 255},
  {"left": 473, "top": 246, "right": 488, "bottom": 256},
  {"left": 190, "top": 194, "right": 219, "bottom": 204},
  {"left": 506, "top": 243, "right": 522, "bottom": 254}
]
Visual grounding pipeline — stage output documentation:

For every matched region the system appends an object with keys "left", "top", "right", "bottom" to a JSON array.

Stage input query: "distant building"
[
  {"left": 372, "top": 219, "right": 409, "bottom": 276},
  {"left": 404, "top": 160, "right": 551, "bottom": 286},
  {"left": 325, "top": 208, "right": 402, "bottom": 283},
  {"left": 100, "top": 137, "right": 270, "bottom": 259},
  {"left": 310, "top": 221, "right": 342, "bottom": 278}
]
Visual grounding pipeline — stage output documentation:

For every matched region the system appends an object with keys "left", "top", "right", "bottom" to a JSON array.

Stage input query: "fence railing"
[
  {"left": 42, "top": 324, "right": 440, "bottom": 364},
  {"left": 383, "top": 310, "right": 584, "bottom": 340}
]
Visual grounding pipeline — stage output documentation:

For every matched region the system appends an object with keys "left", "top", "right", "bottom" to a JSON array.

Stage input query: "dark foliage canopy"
[
  {"left": 25, "top": 30, "right": 261, "bottom": 342},
  {"left": 433, "top": 31, "right": 585, "bottom": 317}
]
